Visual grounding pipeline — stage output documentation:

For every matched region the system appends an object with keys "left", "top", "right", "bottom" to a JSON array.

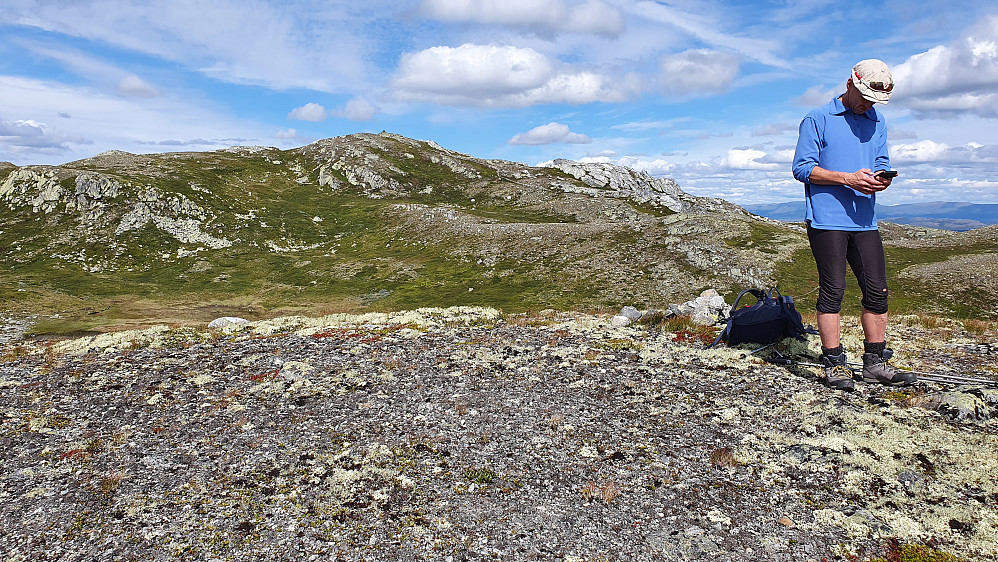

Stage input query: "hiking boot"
[
  {"left": 862, "top": 348, "right": 916, "bottom": 386},
  {"left": 819, "top": 352, "right": 856, "bottom": 391}
]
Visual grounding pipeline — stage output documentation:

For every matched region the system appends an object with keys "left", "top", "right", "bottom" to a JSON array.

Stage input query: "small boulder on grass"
[
  {"left": 611, "top": 315, "right": 633, "bottom": 327},
  {"left": 620, "top": 306, "right": 643, "bottom": 322},
  {"left": 208, "top": 317, "right": 250, "bottom": 329},
  {"left": 613, "top": 306, "right": 648, "bottom": 327}
]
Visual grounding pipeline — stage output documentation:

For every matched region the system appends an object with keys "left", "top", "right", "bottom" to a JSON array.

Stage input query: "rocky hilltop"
[{"left": 0, "top": 133, "right": 802, "bottom": 333}]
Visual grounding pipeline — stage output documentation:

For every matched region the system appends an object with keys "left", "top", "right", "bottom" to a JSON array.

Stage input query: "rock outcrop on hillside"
[{"left": 548, "top": 159, "right": 739, "bottom": 216}]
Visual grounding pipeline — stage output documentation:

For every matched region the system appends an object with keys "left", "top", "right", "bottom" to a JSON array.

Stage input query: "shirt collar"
[{"left": 829, "top": 95, "right": 879, "bottom": 121}]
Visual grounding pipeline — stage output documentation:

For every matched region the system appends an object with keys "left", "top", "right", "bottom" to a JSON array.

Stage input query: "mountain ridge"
[
  {"left": 746, "top": 200, "right": 998, "bottom": 231},
  {"left": 1, "top": 132, "right": 996, "bottom": 333}
]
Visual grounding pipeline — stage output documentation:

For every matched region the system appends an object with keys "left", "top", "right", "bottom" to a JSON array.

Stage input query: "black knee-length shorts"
[{"left": 806, "top": 225, "right": 889, "bottom": 315}]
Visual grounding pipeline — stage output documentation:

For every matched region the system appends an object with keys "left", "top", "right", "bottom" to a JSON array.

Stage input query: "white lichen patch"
[
  {"left": 742, "top": 385, "right": 998, "bottom": 556},
  {"left": 707, "top": 509, "right": 732, "bottom": 526},
  {"left": 279, "top": 360, "right": 313, "bottom": 377},
  {"left": 51, "top": 325, "right": 171, "bottom": 355},
  {"left": 187, "top": 373, "right": 215, "bottom": 386}
]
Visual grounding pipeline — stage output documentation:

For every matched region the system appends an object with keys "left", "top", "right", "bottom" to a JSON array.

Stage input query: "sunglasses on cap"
[{"left": 854, "top": 71, "right": 893, "bottom": 92}]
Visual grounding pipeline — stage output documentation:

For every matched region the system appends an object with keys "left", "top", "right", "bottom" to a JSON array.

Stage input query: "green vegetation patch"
[
  {"left": 866, "top": 540, "right": 966, "bottom": 562},
  {"left": 0, "top": 161, "right": 16, "bottom": 181},
  {"left": 461, "top": 203, "right": 577, "bottom": 224},
  {"left": 626, "top": 199, "right": 676, "bottom": 217},
  {"left": 723, "top": 222, "right": 786, "bottom": 254}
]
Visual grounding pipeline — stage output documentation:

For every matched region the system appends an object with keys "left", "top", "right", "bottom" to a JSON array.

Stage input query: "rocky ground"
[{"left": 1, "top": 307, "right": 997, "bottom": 561}]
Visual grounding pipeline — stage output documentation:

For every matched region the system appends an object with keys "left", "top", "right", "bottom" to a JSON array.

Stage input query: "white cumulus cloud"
[
  {"left": 890, "top": 140, "right": 953, "bottom": 163},
  {"left": 893, "top": 16, "right": 998, "bottom": 118},
  {"left": 288, "top": 102, "right": 328, "bottom": 122},
  {"left": 273, "top": 128, "right": 314, "bottom": 144},
  {"left": 0, "top": 116, "right": 91, "bottom": 154},
  {"left": 393, "top": 43, "right": 635, "bottom": 107},
  {"left": 659, "top": 49, "right": 741, "bottom": 96},
  {"left": 509, "top": 122, "right": 590, "bottom": 145},
  {"left": 341, "top": 97, "right": 377, "bottom": 121},
  {"left": 395, "top": 44, "right": 552, "bottom": 98},
  {"left": 720, "top": 148, "right": 780, "bottom": 170}
]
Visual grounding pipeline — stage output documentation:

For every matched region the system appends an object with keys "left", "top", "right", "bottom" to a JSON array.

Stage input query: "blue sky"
[{"left": 2, "top": 0, "right": 997, "bottom": 206}]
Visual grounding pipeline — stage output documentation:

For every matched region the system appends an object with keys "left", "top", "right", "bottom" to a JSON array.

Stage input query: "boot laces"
[
  {"left": 828, "top": 364, "right": 854, "bottom": 380},
  {"left": 879, "top": 355, "right": 897, "bottom": 371}
]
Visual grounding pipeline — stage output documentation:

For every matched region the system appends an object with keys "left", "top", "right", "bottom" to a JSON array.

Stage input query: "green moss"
[
  {"left": 464, "top": 468, "right": 496, "bottom": 484},
  {"left": 867, "top": 541, "right": 967, "bottom": 562}
]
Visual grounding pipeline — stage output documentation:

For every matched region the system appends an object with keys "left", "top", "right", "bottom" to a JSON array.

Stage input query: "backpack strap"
[
  {"left": 776, "top": 292, "right": 810, "bottom": 339},
  {"left": 731, "top": 288, "right": 766, "bottom": 311},
  {"left": 708, "top": 288, "right": 765, "bottom": 348}
]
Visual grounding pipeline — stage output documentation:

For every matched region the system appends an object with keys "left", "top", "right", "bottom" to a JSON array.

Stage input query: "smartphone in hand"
[{"left": 875, "top": 170, "right": 898, "bottom": 179}]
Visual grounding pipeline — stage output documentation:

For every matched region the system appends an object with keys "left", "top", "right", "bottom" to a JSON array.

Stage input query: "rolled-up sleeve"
[{"left": 792, "top": 116, "right": 820, "bottom": 184}]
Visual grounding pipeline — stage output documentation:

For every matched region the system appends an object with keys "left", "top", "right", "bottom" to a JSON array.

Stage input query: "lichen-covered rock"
[
  {"left": 936, "top": 388, "right": 997, "bottom": 421},
  {"left": 0, "top": 168, "right": 64, "bottom": 213},
  {"left": 548, "top": 158, "right": 743, "bottom": 217}
]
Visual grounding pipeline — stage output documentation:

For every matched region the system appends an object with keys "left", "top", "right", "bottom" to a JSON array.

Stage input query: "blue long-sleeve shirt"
[{"left": 792, "top": 96, "right": 890, "bottom": 231}]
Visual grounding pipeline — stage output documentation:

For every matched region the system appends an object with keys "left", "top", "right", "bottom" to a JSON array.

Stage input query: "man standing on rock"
[{"left": 792, "top": 59, "right": 915, "bottom": 391}]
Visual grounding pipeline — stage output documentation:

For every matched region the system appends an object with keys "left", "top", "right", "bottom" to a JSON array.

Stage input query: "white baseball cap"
[{"left": 851, "top": 59, "right": 893, "bottom": 104}]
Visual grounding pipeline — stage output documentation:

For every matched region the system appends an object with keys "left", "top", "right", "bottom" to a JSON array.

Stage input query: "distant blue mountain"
[{"left": 744, "top": 201, "right": 998, "bottom": 231}]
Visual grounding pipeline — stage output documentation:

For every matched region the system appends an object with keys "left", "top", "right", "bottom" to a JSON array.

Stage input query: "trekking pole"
[
  {"left": 764, "top": 355, "right": 821, "bottom": 368},
  {"left": 842, "top": 364, "right": 998, "bottom": 387},
  {"left": 763, "top": 353, "right": 998, "bottom": 388},
  {"left": 748, "top": 342, "right": 780, "bottom": 355}
]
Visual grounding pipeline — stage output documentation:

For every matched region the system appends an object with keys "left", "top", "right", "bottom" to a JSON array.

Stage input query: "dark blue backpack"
[{"left": 710, "top": 288, "right": 811, "bottom": 348}]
